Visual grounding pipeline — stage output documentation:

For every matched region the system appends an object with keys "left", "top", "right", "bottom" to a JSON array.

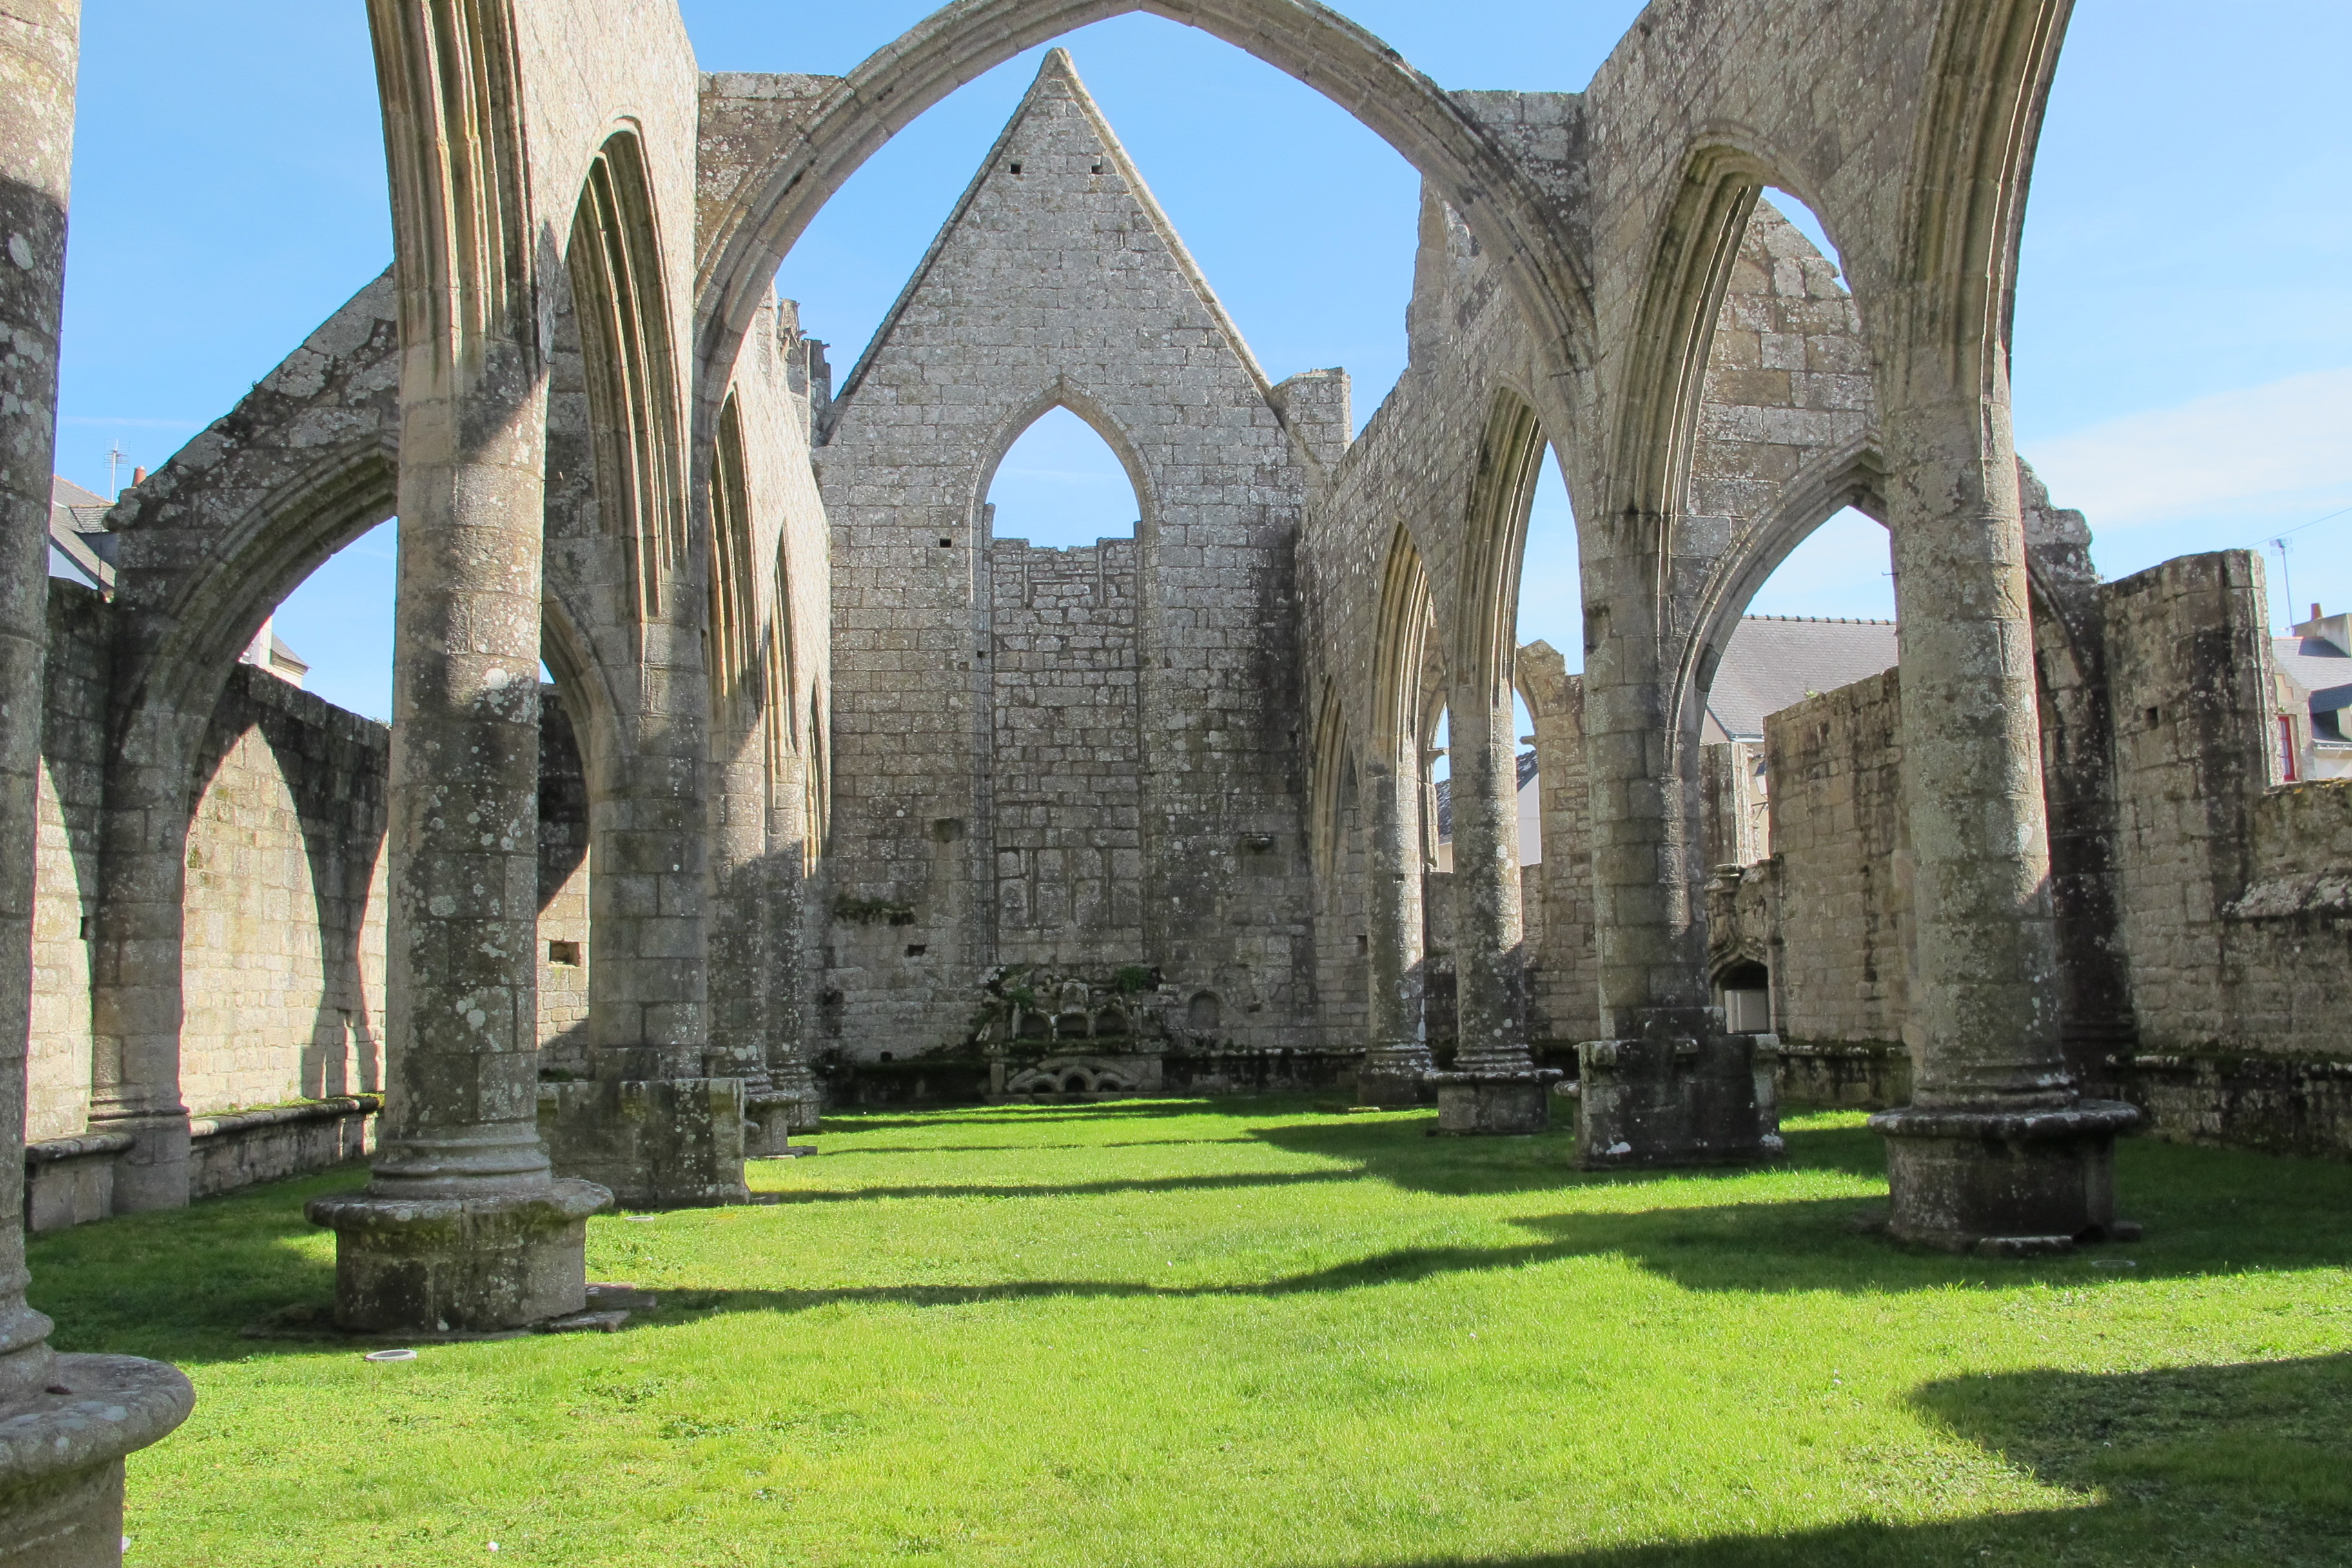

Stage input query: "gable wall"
[{"left": 815, "top": 57, "right": 1318, "bottom": 1059}]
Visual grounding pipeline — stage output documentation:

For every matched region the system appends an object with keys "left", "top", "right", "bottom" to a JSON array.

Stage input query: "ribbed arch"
[
  {"left": 569, "top": 128, "right": 687, "bottom": 636},
  {"left": 1452, "top": 391, "right": 1549, "bottom": 703},
  {"left": 1371, "top": 525, "right": 1434, "bottom": 761},
  {"left": 707, "top": 393, "right": 760, "bottom": 740},
  {"left": 1307, "top": 683, "right": 1355, "bottom": 886},
  {"left": 690, "top": 0, "right": 1592, "bottom": 488}
]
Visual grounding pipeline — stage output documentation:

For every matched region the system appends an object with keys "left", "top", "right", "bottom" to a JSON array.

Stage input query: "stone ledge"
[
  {"left": 22, "top": 1133, "right": 133, "bottom": 1166},
  {"left": 188, "top": 1095, "right": 380, "bottom": 1142}
]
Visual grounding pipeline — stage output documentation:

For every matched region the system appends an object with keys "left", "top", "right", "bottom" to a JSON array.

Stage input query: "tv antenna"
[
  {"left": 2271, "top": 536, "right": 2295, "bottom": 629},
  {"left": 105, "top": 440, "right": 130, "bottom": 501}
]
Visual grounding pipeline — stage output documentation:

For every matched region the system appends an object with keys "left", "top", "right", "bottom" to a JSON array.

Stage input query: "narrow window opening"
[
  {"left": 905, "top": 944, "right": 928, "bottom": 958},
  {"left": 547, "top": 939, "right": 581, "bottom": 966}
]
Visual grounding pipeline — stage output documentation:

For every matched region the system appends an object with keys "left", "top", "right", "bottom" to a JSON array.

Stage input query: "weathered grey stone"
[
  {"left": 306, "top": 1181, "right": 611, "bottom": 1334},
  {"left": 537, "top": 1078, "right": 749, "bottom": 1208}
]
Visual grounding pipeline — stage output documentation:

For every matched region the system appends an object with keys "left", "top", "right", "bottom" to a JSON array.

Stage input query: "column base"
[
  {"left": 743, "top": 1091, "right": 814, "bottom": 1157},
  {"left": 81, "top": 1110, "right": 190, "bottom": 1215},
  {"left": 1574, "top": 1028, "right": 1783, "bottom": 1170},
  {"left": 306, "top": 1180, "right": 612, "bottom": 1334},
  {"left": 538, "top": 1079, "right": 750, "bottom": 1208},
  {"left": 1870, "top": 1100, "right": 2140, "bottom": 1253},
  {"left": 1425, "top": 1071, "right": 1563, "bottom": 1135},
  {"left": 1356, "top": 1050, "right": 1435, "bottom": 1108},
  {"left": 0, "top": 1354, "right": 195, "bottom": 1567},
  {"left": 768, "top": 1072, "right": 823, "bottom": 1135}
]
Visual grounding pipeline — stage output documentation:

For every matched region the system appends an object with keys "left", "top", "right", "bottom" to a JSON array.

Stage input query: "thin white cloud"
[{"left": 2030, "top": 369, "right": 2352, "bottom": 528}]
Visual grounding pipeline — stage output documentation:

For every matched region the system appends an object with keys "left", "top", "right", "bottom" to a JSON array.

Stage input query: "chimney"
[
  {"left": 2313, "top": 603, "right": 2323, "bottom": 622},
  {"left": 131, "top": 466, "right": 146, "bottom": 487}
]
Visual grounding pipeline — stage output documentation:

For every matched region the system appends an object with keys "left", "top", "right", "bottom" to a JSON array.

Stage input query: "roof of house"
[
  {"left": 2274, "top": 636, "right": 2352, "bottom": 714},
  {"left": 48, "top": 475, "right": 307, "bottom": 678},
  {"left": 49, "top": 475, "right": 119, "bottom": 590},
  {"left": 1703, "top": 616, "right": 1901, "bottom": 742}
]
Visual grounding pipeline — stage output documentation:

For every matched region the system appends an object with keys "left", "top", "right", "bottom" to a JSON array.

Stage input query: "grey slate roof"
[
  {"left": 1702, "top": 616, "right": 1901, "bottom": 743},
  {"left": 2273, "top": 636, "right": 2352, "bottom": 715},
  {"left": 49, "top": 475, "right": 119, "bottom": 590}
]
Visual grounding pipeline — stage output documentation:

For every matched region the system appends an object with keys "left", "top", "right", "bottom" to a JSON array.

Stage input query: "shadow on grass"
[
  {"left": 764, "top": 1168, "right": 1365, "bottom": 1203},
  {"left": 25, "top": 1164, "right": 350, "bottom": 1366},
  {"left": 822, "top": 1099, "right": 1253, "bottom": 1132},
  {"left": 1334, "top": 1354, "right": 2352, "bottom": 1567}
]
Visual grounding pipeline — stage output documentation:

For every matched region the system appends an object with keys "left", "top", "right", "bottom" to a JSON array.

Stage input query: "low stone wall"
[
  {"left": 2107, "top": 1052, "right": 2352, "bottom": 1161},
  {"left": 1776, "top": 1042, "right": 1911, "bottom": 1110},
  {"left": 24, "top": 1097, "right": 379, "bottom": 1231},
  {"left": 819, "top": 1045, "right": 1368, "bottom": 1107},
  {"left": 188, "top": 1097, "right": 378, "bottom": 1199},
  {"left": 23, "top": 1133, "right": 131, "bottom": 1233}
]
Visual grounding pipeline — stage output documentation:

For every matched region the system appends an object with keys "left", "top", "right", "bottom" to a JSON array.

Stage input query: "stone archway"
[{"left": 689, "top": 0, "right": 1594, "bottom": 456}]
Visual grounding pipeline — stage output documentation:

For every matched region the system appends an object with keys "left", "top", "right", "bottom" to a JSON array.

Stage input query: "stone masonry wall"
[
  {"left": 1761, "top": 667, "right": 1910, "bottom": 1049},
  {"left": 988, "top": 538, "right": 1144, "bottom": 969},
  {"left": 26, "top": 582, "right": 109, "bottom": 1140},
  {"left": 537, "top": 688, "right": 592, "bottom": 1070},
  {"left": 816, "top": 54, "right": 1318, "bottom": 1061},
  {"left": 2102, "top": 552, "right": 2277, "bottom": 1054},
  {"left": 1520, "top": 643, "right": 1599, "bottom": 1048},
  {"left": 179, "top": 662, "right": 388, "bottom": 1114}
]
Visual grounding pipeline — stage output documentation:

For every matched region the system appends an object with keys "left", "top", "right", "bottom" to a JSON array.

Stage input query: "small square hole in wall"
[
  {"left": 2145, "top": 706, "right": 2162, "bottom": 729},
  {"left": 548, "top": 939, "right": 581, "bottom": 966},
  {"left": 1356, "top": 934, "right": 1368, "bottom": 956},
  {"left": 905, "top": 945, "right": 928, "bottom": 958},
  {"left": 1092, "top": 162, "right": 1104, "bottom": 174},
  {"left": 1008, "top": 161, "right": 1023, "bottom": 175},
  {"left": 939, "top": 538, "right": 954, "bottom": 548}
]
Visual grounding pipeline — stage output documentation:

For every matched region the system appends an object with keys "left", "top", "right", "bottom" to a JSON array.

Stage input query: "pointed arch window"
[{"left": 985, "top": 406, "right": 1139, "bottom": 547}]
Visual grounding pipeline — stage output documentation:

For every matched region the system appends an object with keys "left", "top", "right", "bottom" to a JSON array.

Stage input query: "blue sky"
[{"left": 54, "top": 2, "right": 2352, "bottom": 719}]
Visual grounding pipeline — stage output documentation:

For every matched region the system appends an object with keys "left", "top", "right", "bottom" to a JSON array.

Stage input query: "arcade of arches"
[{"left": 0, "top": 0, "right": 2345, "bottom": 1549}]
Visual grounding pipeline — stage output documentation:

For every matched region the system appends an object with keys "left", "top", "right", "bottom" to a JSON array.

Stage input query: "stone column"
[
  {"left": 1355, "top": 756, "right": 1429, "bottom": 1105},
  {"left": 306, "top": 217, "right": 609, "bottom": 1329},
  {"left": 1868, "top": 398, "right": 2135, "bottom": 1253},
  {"left": 762, "top": 747, "right": 823, "bottom": 1132},
  {"left": 0, "top": 5, "right": 197, "bottom": 1556},
  {"left": 1573, "top": 514, "right": 1778, "bottom": 1170},
  {"left": 709, "top": 715, "right": 812, "bottom": 1155},
  {"left": 84, "top": 712, "right": 201, "bottom": 1211},
  {"left": 1426, "top": 683, "right": 1556, "bottom": 1132}
]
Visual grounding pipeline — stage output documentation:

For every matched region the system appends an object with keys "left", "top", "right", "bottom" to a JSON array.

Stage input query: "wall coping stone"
[
  {"left": 22, "top": 1133, "right": 133, "bottom": 1166},
  {"left": 188, "top": 1095, "right": 381, "bottom": 1143}
]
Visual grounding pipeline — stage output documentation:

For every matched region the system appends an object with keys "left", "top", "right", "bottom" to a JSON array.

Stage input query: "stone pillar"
[
  {"left": 84, "top": 714, "right": 199, "bottom": 1212},
  {"left": 1426, "top": 684, "right": 1556, "bottom": 1132},
  {"left": 537, "top": 685, "right": 747, "bottom": 1210},
  {"left": 0, "top": 5, "right": 197, "bottom": 1557},
  {"left": 761, "top": 747, "right": 823, "bottom": 1133},
  {"left": 1355, "top": 756, "right": 1429, "bottom": 1105},
  {"left": 709, "top": 717, "right": 811, "bottom": 1155},
  {"left": 307, "top": 153, "right": 609, "bottom": 1326},
  {"left": 1574, "top": 514, "right": 1778, "bottom": 1170},
  {"left": 1868, "top": 397, "right": 2135, "bottom": 1253}
]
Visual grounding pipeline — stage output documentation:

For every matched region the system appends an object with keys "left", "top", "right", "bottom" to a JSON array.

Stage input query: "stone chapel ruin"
[{"left": 0, "top": 0, "right": 2346, "bottom": 1556}]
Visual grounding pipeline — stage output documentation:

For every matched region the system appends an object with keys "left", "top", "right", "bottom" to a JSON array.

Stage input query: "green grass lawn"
[{"left": 29, "top": 1101, "right": 2352, "bottom": 1567}]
